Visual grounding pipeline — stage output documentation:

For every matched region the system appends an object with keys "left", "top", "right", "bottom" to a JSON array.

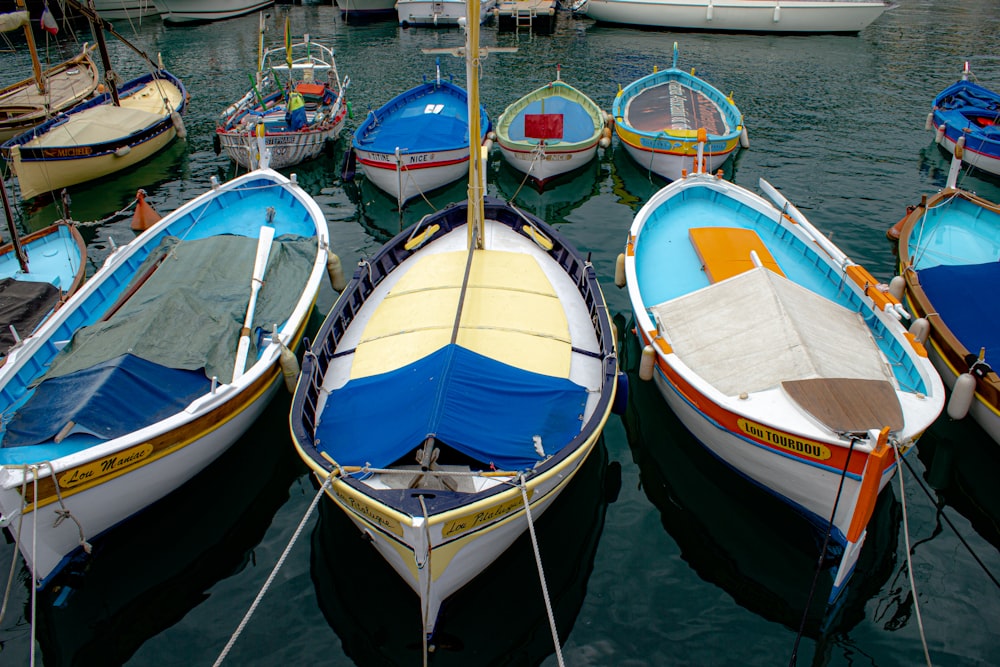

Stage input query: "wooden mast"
[
  {"left": 13, "top": 0, "right": 46, "bottom": 95},
  {"left": 86, "top": 0, "right": 120, "bottom": 106}
]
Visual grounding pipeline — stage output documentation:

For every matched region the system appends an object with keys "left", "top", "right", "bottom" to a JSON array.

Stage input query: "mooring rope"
[
  {"left": 893, "top": 441, "right": 933, "bottom": 667},
  {"left": 0, "top": 472, "right": 30, "bottom": 627},
  {"left": 519, "top": 475, "right": 565, "bottom": 667},
  {"left": 213, "top": 472, "right": 333, "bottom": 667},
  {"left": 788, "top": 436, "right": 858, "bottom": 667},
  {"left": 418, "top": 494, "right": 432, "bottom": 667}
]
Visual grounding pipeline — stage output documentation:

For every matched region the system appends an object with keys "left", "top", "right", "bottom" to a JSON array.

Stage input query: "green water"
[{"left": 2, "top": 1, "right": 1000, "bottom": 665}]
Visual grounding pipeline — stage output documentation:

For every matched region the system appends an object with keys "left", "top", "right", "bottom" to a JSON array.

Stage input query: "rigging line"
[
  {"left": 898, "top": 451, "right": 1000, "bottom": 590},
  {"left": 893, "top": 441, "right": 933, "bottom": 667},
  {"left": 213, "top": 472, "right": 333, "bottom": 667},
  {"left": 0, "top": 471, "right": 31, "bottom": 626},
  {"left": 788, "top": 436, "right": 859, "bottom": 667},
  {"left": 519, "top": 474, "right": 565, "bottom": 667}
]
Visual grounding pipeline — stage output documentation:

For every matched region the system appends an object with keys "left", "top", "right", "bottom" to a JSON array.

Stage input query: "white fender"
[
  {"left": 947, "top": 372, "right": 976, "bottom": 420},
  {"left": 639, "top": 345, "right": 656, "bottom": 381}
]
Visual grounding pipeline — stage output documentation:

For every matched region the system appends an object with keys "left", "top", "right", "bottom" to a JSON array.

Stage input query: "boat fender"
[
  {"left": 279, "top": 341, "right": 300, "bottom": 394},
  {"left": 639, "top": 345, "right": 655, "bottom": 381},
  {"left": 600, "top": 127, "right": 612, "bottom": 149},
  {"left": 213, "top": 132, "right": 221, "bottom": 155},
  {"left": 131, "top": 189, "right": 162, "bottom": 232},
  {"left": 327, "top": 252, "right": 347, "bottom": 292},
  {"left": 954, "top": 134, "right": 965, "bottom": 160},
  {"left": 908, "top": 317, "right": 929, "bottom": 344},
  {"left": 614, "top": 253, "right": 626, "bottom": 288},
  {"left": 935, "top": 124, "right": 945, "bottom": 144},
  {"left": 947, "top": 372, "right": 976, "bottom": 420},
  {"left": 888, "top": 275, "right": 905, "bottom": 300},
  {"left": 773, "top": 4, "right": 780, "bottom": 22},
  {"left": 611, "top": 371, "right": 629, "bottom": 415},
  {"left": 115, "top": 145, "right": 131, "bottom": 157},
  {"left": 739, "top": 126, "right": 750, "bottom": 149},
  {"left": 171, "top": 110, "right": 187, "bottom": 140},
  {"left": 925, "top": 111, "right": 934, "bottom": 131}
]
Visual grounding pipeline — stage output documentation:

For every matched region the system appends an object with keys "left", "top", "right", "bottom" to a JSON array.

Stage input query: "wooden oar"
[{"left": 233, "top": 225, "right": 275, "bottom": 382}]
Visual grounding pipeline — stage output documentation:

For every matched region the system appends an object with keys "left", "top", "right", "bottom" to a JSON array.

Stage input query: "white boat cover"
[{"left": 650, "top": 266, "right": 891, "bottom": 397}]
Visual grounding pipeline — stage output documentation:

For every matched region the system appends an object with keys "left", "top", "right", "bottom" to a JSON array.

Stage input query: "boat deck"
[
  {"left": 495, "top": 0, "right": 557, "bottom": 33},
  {"left": 626, "top": 79, "right": 729, "bottom": 134}
]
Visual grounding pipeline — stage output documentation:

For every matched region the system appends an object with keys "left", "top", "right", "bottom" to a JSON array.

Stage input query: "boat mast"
[
  {"left": 465, "top": 0, "right": 485, "bottom": 250},
  {"left": 1, "top": 176, "right": 28, "bottom": 274},
  {"left": 85, "top": 0, "right": 120, "bottom": 106},
  {"left": 13, "top": 0, "right": 46, "bottom": 95}
]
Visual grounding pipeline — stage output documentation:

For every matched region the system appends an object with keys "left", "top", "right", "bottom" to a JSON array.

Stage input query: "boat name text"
[
  {"left": 334, "top": 487, "right": 403, "bottom": 537},
  {"left": 441, "top": 491, "right": 534, "bottom": 538},
  {"left": 59, "top": 444, "right": 155, "bottom": 489},
  {"left": 737, "top": 419, "right": 832, "bottom": 460}
]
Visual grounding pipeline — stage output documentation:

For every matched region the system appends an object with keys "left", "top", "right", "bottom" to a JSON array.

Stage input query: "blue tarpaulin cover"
[
  {"left": 919, "top": 260, "right": 1000, "bottom": 364},
  {"left": 2, "top": 354, "right": 212, "bottom": 449},
  {"left": 314, "top": 344, "right": 587, "bottom": 471}
]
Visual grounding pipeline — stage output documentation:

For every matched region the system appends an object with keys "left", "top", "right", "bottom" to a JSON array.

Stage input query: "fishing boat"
[
  {"left": 926, "top": 62, "right": 1000, "bottom": 179},
  {"left": 612, "top": 43, "right": 747, "bottom": 182},
  {"left": 335, "top": 0, "right": 396, "bottom": 19},
  {"left": 396, "top": 0, "right": 497, "bottom": 27},
  {"left": 0, "top": 6, "right": 100, "bottom": 143},
  {"left": 494, "top": 0, "right": 557, "bottom": 33},
  {"left": 91, "top": 0, "right": 161, "bottom": 20},
  {"left": 292, "top": 0, "right": 619, "bottom": 644},
  {"left": 1, "top": 1, "right": 187, "bottom": 201},
  {"left": 578, "top": 0, "right": 892, "bottom": 34},
  {"left": 217, "top": 17, "right": 350, "bottom": 170},
  {"left": 351, "top": 59, "right": 489, "bottom": 208},
  {"left": 0, "top": 178, "right": 87, "bottom": 363},
  {"left": 154, "top": 0, "right": 274, "bottom": 24},
  {"left": 0, "top": 165, "right": 330, "bottom": 588},
  {"left": 887, "top": 151, "right": 1000, "bottom": 446},
  {"left": 494, "top": 66, "right": 612, "bottom": 187},
  {"left": 619, "top": 153, "right": 945, "bottom": 603}
]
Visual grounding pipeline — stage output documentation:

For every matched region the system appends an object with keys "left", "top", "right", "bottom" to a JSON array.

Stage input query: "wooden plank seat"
[{"left": 689, "top": 227, "right": 784, "bottom": 283}]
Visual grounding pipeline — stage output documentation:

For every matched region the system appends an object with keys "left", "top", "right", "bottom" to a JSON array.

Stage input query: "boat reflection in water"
[
  {"left": 28, "top": 394, "right": 301, "bottom": 667},
  {"left": 310, "top": 437, "right": 621, "bottom": 665},
  {"left": 616, "top": 313, "right": 899, "bottom": 640},
  {"left": 491, "top": 151, "right": 607, "bottom": 223}
]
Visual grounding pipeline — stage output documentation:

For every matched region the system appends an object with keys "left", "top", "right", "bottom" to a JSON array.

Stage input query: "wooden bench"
[{"left": 689, "top": 227, "right": 784, "bottom": 283}]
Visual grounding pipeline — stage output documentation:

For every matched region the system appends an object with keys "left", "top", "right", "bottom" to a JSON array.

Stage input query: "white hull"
[
  {"left": 620, "top": 139, "right": 733, "bottom": 182},
  {"left": 583, "top": 0, "right": 890, "bottom": 32},
  {"left": 935, "top": 131, "right": 1000, "bottom": 179},
  {"left": 156, "top": 0, "right": 275, "bottom": 23},
  {"left": 92, "top": 0, "right": 161, "bottom": 19},
  {"left": 497, "top": 141, "right": 600, "bottom": 183},
  {"left": 356, "top": 146, "right": 470, "bottom": 205},
  {"left": 337, "top": 0, "right": 397, "bottom": 13},
  {"left": 397, "top": 0, "right": 497, "bottom": 25},
  {"left": 219, "top": 121, "right": 344, "bottom": 170}
]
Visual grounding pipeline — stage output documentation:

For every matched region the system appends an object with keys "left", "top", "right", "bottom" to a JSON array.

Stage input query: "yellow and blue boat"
[
  {"left": 291, "top": 0, "right": 620, "bottom": 642},
  {"left": 612, "top": 43, "right": 747, "bottom": 182}
]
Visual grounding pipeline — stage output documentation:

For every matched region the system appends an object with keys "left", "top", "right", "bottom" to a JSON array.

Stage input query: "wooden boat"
[
  {"left": 0, "top": 6, "right": 100, "bottom": 143},
  {"left": 888, "top": 151, "right": 1000, "bottom": 446},
  {"left": 494, "top": 66, "right": 612, "bottom": 187},
  {"left": 926, "top": 62, "right": 1000, "bottom": 179},
  {"left": 612, "top": 43, "right": 747, "bottom": 182},
  {"left": 91, "top": 0, "right": 161, "bottom": 20},
  {"left": 351, "top": 60, "right": 490, "bottom": 208},
  {"left": 620, "top": 154, "right": 944, "bottom": 602},
  {"left": 396, "top": 0, "right": 497, "bottom": 26},
  {"left": 0, "top": 178, "right": 87, "bottom": 362},
  {"left": 216, "top": 17, "right": 350, "bottom": 170},
  {"left": 154, "top": 0, "right": 274, "bottom": 24},
  {"left": 0, "top": 166, "right": 330, "bottom": 587},
  {"left": 1, "top": 2, "right": 187, "bottom": 201},
  {"left": 292, "top": 0, "right": 619, "bottom": 643},
  {"left": 579, "top": 0, "right": 892, "bottom": 34}
]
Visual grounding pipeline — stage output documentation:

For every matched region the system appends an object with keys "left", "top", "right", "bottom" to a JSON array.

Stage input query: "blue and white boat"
[
  {"left": 620, "top": 154, "right": 944, "bottom": 602},
  {"left": 352, "top": 61, "right": 490, "bottom": 208},
  {"left": 927, "top": 61, "right": 1000, "bottom": 179},
  {"left": 612, "top": 43, "right": 747, "bottom": 182},
  {"left": 0, "top": 167, "right": 329, "bottom": 587}
]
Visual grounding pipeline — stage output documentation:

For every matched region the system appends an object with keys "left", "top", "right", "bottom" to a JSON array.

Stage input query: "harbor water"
[{"left": 2, "top": 1, "right": 1000, "bottom": 664}]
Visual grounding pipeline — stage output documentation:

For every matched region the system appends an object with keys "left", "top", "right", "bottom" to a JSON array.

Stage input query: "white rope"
[
  {"left": 418, "top": 494, "right": 432, "bottom": 667},
  {"left": 893, "top": 442, "right": 933, "bottom": 667},
  {"left": 29, "top": 468, "right": 38, "bottom": 667},
  {"left": 212, "top": 472, "right": 333, "bottom": 666},
  {"left": 519, "top": 475, "right": 565, "bottom": 667},
  {"left": 0, "top": 473, "right": 30, "bottom": 626}
]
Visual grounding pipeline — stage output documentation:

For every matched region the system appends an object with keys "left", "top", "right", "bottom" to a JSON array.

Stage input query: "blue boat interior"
[
  {"left": 918, "top": 261, "right": 1000, "bottom": 365},
  {"left": 314, "top": 344, "right": 587, "bottom": 471},
  {"left": 0, "top": 179, "right": 319, "bottom": 465},
  {"left": 509, "top": 98, "right": 594, "bottom": 143},
  {"left": 634, "top": 185, "right": 928, "bottom": 395}
]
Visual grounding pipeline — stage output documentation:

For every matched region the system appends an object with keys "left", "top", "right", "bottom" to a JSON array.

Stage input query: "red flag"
[
  {"left": 524, "top": 113, "right": 564, "bottom": 140},
  {"left": 40, "top": 7, "right": 58, "bottom": 35}
]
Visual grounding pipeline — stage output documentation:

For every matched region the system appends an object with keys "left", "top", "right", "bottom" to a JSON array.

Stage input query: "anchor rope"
[
  {"left": 897, "top": 452, "right": 1000, "bottom": 589},
  {"left": 0, "top": 472, "right": 31, "bottom": 627},
  {"left": 788, "top": 436, "right": 858, "bottom": 666},
  {"left": 519, "top": 474, "right": 565, "bottom": 667},
  {"left": 418, "top": 494, "right": 432, "bottom": 667},
  {"left": 893, "top": 441, "right": 933, "bottom": 667},
  {"left": 212, "top": 472, "right": 333, "bottom": 667}
]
